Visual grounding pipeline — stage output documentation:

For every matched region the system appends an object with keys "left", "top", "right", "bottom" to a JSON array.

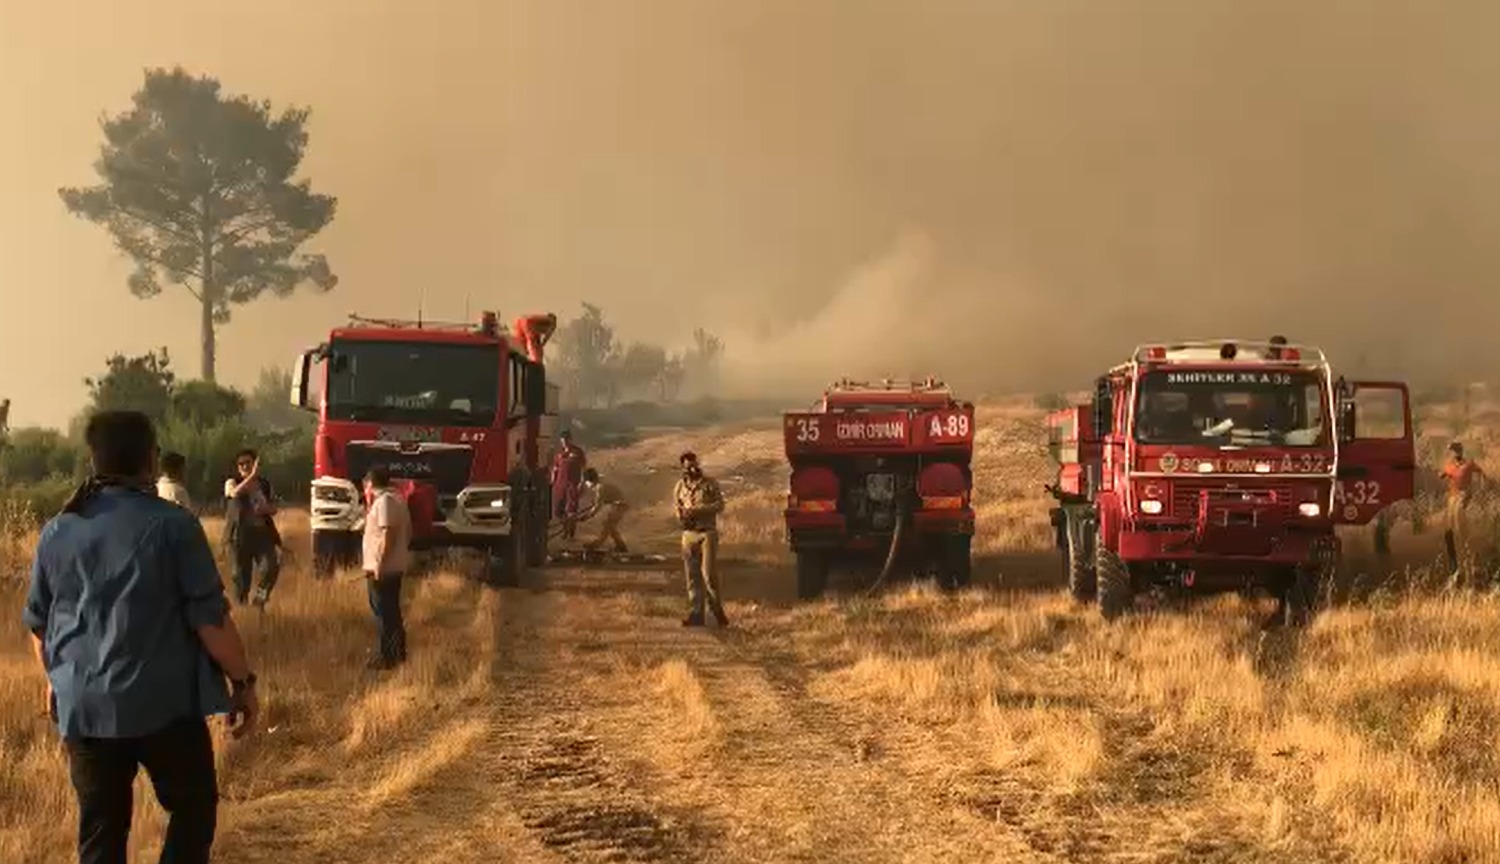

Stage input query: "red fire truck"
[
  {"left": 290, "top": 311, "right": 560, "bottom": 585},
  {"left": 1047, "top": 339, "right": 1415, "bottom": 624},
  {"left": 783, "top": 378, "right": 976, "bottom": 599}
]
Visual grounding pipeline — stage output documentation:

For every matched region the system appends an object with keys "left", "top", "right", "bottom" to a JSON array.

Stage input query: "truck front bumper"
[
  {"left": 1117, "top": 526, "right": 1337, "bottom": 568},
  {"left": 309, "top": 479, "right": 519, "bottom": 538}
]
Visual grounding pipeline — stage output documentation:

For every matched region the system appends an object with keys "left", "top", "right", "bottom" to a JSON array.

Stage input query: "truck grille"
[
  {"left": 1170, "top": 481, "right": 1293, "bottom": 520},
  {"left": 345, "top": 444, "right": 475, "bottom": 498}
]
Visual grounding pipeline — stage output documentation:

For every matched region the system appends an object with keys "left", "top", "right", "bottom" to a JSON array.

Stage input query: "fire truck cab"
[
  {"left": 783, "top": 377, "right": 976, "bottom": 599},
  {"left": 1048, "top": 339, "right": 1414, "bottom": 623},
  {"left": 290, "top": 311, "right": 560, "bottom": 586}
]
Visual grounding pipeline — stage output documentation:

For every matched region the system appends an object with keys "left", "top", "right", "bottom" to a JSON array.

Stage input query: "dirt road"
[{"left": 211, "top": 562, "right": 1056, "bottom": 864}]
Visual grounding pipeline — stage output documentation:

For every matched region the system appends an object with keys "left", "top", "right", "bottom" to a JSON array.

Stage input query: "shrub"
[{"left": 0, "top": 428, "right": 83, "bottom": 485}]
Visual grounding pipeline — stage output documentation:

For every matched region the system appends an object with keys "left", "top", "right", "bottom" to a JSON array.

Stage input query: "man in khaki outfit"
[
  {"left": 580, "top": 468, "right": 630, "bottom": 554},
  {"left": 674, "top": 451, "right": 728, "bottom": 627}
]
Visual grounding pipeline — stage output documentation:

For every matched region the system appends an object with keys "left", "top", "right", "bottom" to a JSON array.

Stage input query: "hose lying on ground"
[{"left": 863, "top": 501, "right": 909, "bottom": 597}]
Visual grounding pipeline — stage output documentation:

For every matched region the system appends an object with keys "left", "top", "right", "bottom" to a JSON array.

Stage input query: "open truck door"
[{"left": 1333, "top": 380, "right": 1415, "bottom": 525}]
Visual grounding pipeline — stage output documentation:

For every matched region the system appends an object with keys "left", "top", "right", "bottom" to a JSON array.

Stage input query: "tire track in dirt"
[
  {"left": 538, "top": 568, "right": 1056, "bottom": 864},
  {"left": 466, "top": 580, "right": 717, "bottom": 864}
]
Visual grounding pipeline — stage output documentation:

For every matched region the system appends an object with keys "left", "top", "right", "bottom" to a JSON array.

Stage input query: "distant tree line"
[
  {"left": 550, "top": 302, "right": 725, "bottom": 410},
  {"left": 0, "top": 350, "right": 314, "bottom": 520}
]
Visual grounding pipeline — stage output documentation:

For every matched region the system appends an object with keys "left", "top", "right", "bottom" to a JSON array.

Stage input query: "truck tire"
[
  {"left": 525, "top": 487, "right": 549, "bottom": 568},
  {"left": 1095, "top": 542, "right": 1133, "bottom": 621},
  {"left": 485, "top": 502, "right": 528, "bottom": 588},
  {"left": 796, "top": 551, "right": 829, "bottom": 600},
  {"left": 938, "top": 534, "right": 972, "bottom": 591},
  {"left": 485, "top": 536, "right": 524, "bottom": 588},
  {"left": 1283, "top": 561, "right": 1331, "bottom": 627},
  {"left": 1066, "top": 515, "right": 1096, "bottom": 603}
]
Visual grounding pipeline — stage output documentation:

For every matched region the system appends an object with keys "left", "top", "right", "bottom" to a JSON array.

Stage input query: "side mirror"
[
  {"left": 1091, "top": 377, "right": 1113, "bottom": 438},
  {"left": 291, "top": 351, "right": 314, "bottom": 411}
]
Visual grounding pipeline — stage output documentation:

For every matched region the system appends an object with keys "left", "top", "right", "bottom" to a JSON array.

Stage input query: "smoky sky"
[{"left": 3, "top": 1, "right": 1498, "bottom": 425}]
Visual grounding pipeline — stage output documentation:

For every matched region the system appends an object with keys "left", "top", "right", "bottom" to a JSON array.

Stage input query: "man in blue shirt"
[{"left": 24, "top": 410, "right": 259, "bottom": 864}]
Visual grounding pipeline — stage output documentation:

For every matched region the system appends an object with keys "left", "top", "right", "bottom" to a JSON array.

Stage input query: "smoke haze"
[{"left": 3, "top": 1, "right": 1499, "bottom": 425}]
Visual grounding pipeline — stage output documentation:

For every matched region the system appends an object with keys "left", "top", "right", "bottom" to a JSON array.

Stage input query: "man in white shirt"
[
  {"left": 362, "top": 466, "right": 413, "bottom": 670},
  {"left": 156, "top": 451, "right": 193, "bottom": 510}
]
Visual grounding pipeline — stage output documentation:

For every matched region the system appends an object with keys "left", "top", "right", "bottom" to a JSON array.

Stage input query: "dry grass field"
[{"left": 4, "top": 396, "right": 1500, "bottom": 863}]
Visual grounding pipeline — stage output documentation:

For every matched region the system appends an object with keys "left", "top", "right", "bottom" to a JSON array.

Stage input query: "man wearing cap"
[
  {"left": 673, "top": 451, "right": 728, "bottom": 627},
  {"left": 550, "top": 430, "right": 588, "bottom": 541},
  {"left": 1441, "top": 441, "right": 1487, "bottom": 574}
]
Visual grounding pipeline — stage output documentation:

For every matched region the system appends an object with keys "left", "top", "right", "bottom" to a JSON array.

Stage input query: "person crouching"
[{"left": 362, "top": 467, "right": 413, "bottom": 670}]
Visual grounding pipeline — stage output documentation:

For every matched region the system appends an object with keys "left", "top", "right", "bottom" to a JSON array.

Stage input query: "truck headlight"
[
  {"left": 314, "top": 486, "right": 353, "bottom": 503},
  {"left": 1298, "top": 502, "right": 1321, "bottom": 517},
  {"left": 1140, "top": 500, "right": 1164, "bottom": 515}
]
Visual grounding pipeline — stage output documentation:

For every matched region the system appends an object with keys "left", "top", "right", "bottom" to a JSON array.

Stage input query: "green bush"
[
  {"left": 0, "top": 427, "right": 84, "bottom": 485},
  {"left": 0, "top": 477, "right": 81, "bottom": 525},
  {"left": 251, "top": 426, "right": 315, "bottom": 505},
  {"left": 155, "top": 418, "right": 312, "bottom": 508},
  {"left": 171, "top": 380, "right": 248, "bottom": 428}
]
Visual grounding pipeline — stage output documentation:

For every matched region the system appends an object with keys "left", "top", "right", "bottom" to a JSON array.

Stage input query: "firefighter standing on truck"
[
  {"left": 579, "top": 468, "right": 630, "bottom": 554},
  {"left": 1441, "top": 441, "right": 1487, "bottom": 575},
  {"left": 674, "top": 451, "right": 728, "bottom": 628},
  {"left": 550, "top": 430, "right": 587, "bottom": 540}
]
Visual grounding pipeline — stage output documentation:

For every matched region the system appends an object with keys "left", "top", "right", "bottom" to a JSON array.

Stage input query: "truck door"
[{"left": 1333, "top": 381, "right": 1415, "bottom": 525}]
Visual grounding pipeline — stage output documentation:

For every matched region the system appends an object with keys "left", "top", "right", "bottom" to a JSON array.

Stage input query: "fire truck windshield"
[
  {"left": 1133, "top": 369, "right": 1329, "bottom": 448},
  {"left": 325, "top": 340, "right": 501, "bottom": 426}
]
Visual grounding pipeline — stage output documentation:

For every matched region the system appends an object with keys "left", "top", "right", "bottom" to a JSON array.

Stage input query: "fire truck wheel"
[
  {"left": 525, "top": 491, "right": 549, "bottom": 568},
  {"left": 485, "top": 536, "right": 525, "bottom": 588},
  {"left": 1066, "top": 518, "right": 1096, "bottom": 602},
  {"left": 1095, "top": 545, "right": 1133, "bottom": 621},
  {"left": 937, "top": 534, "right": 972, "bottom": 591},
  {"left": 1283, "top": 562, "right": 1331, "bottom": 627},
  {"left": 796, "top": 551, "right": 829, "bottom": 600}
]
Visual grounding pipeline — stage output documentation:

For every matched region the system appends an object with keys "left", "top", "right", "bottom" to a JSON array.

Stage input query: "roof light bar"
[{"left": 1131, "top": 339, "right": 1327, "bottom": 365}]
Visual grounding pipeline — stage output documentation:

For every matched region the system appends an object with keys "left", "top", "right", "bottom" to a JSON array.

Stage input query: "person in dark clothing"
[
  {"left": 223, "top": 448, "right": 282, "bottom": 607},
  {"left": 24, "top": 410, "right": 259, "bottom": 864}
]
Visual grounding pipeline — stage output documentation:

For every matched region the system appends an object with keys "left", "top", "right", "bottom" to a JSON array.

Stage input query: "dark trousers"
[
  {"left": 231, "top": 541, "right": 281, "bottom": 605},
  {"left": 366, "top": 572, "right": 407, "bottom": 662},
  {"left": 64, "top": 716, "right": 218, "bottom": 864}
]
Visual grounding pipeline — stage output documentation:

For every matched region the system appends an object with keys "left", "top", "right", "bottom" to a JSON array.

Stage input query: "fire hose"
[
  {"left": 548, "top": 503, "right": 601, "bottom": 540},
  {"left": 863, "top": 499, "right": 910, "bottom": 597}
]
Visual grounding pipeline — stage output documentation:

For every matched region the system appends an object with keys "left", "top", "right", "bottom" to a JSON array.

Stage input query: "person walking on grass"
[
  {"left": 674, "top": 451, "right": 729, "bottom": 627},
  {"left": 224, "top": 448, "right": 282, "bottom": 608},
  {"left": 363, "top": 466, "right": 413, "bottom": 670},
  {"left": 24, "top": 410, "right": 259, "bottom": 864},
  {"left": 1441, "top": 441, "right": 1487, "bottom": 575},
  {"left": 156, "top": 451, "right": 192, "bottom": 510}
]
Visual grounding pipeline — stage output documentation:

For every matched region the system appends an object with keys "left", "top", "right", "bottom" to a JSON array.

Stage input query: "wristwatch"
[{"left": 230, "top": 672, "right": 258, "bottom": 691}]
